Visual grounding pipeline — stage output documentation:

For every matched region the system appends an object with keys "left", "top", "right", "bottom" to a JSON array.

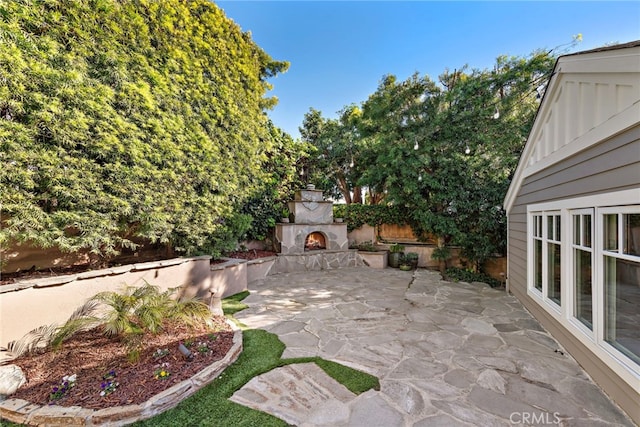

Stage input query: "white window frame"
[
  {"left": 527, "top": 210, "right": 562, "bottom": 314},
  {"left": 526, "top": 188, "right": 640, "bottom": 391},
  {"left": 597, "top": 205, "right": 640, "bottom": 370},
  {"left": 568, "top": 208, "right": 596, "bottom": 338}
]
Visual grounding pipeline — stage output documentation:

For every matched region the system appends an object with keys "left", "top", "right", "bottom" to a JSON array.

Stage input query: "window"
[
  {"left": 527, "top": 199, "right": 640, "bottom": 383},
  {"left": 533, "top": 214, "right": 543, "bottom": 291},
  {"left": 530, "top": 211, "right": 561, "bottom": 306},
  {"left": 602, "top": 210, "right": 640, "bottom": 365},
  {"left": 547, "top": 214, "right": 562, "bottom": 305},
  {"left": 572, "top": 210, "right": 593, "bottom": 330}
]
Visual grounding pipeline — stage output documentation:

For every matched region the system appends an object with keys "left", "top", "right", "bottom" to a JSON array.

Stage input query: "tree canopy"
[
  {"left": 0, "top": 0, "right": 295, "bottom": 259},
  {"left": 302, "top": 51, "right": 557, "bottom": 268}
]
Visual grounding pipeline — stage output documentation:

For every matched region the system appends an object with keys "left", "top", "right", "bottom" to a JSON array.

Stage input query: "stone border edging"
[{"left": 0, "top": 319, "right": 242, "bottom": 426}]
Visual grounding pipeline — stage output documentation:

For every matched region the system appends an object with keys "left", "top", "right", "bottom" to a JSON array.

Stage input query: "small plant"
[
  {"left": 152, "top": 348, "right": 170, "bottom": 360},
  {"left": 403, "top": 252, "right": 419, "bottom": 263},
  {"left": 445, "top": 267, "right": 501, "bottom": 288},
  {"left": 196, "top": 341, "right": 210, "bottom": 353},
  {"left": 399, "top": 252, "right": 419, "bottom": 270},
  {"left": 208, "top": 333, "right": 217, "bottom": 341},
  {"left": 154, "top": 363, "right": 171, "bottom": 380},
  {"left": 183, "top": 338, "right": 194, "bottom": 347},
  {"left": 389, "top": 243, "right": 405, "bottom": 253},
  {"left": 281, "top": 208, "right": 291, "bottom": 222},
  {"left": 100, "top": 370, "right": 119, "bottom": 397},
  {"left": 357, "top": 241, "right": 377, "bottom": 252},
  {"left": 49, "top": 374, "right": 76, "bottom": 402}
]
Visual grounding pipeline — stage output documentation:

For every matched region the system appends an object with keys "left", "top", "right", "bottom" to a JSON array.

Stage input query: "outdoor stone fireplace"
[{"left": 274, "top": 187, "right": 349, "bottom": 256}]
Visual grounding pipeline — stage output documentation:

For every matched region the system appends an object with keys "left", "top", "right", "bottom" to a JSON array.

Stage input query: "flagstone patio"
[{"left": 231, "top": 267, "right": 634, "bottom": 426}]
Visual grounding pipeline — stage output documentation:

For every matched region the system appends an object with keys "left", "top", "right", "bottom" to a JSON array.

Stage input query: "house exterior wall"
[{"left": 507, "top": 124, "right": 640, "bottom": 423}]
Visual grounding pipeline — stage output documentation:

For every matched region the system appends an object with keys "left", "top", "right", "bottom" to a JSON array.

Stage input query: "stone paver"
[{"left": 232, "top": 267, "right": 635, "bottom": 426}]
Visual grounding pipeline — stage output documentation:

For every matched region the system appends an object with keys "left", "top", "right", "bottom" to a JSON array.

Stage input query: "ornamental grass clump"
[{"left": 51, "top": 283, "right": 213, "bottom": 362}]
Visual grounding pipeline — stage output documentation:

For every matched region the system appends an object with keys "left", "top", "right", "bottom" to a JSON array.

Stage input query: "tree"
[
  {"left": 354, "top": 52, "right": 555, "bottom": 270},
  {"left": 0, "top": 0, "right": 290, "bottom": 260},
  {"left": 299, "top": 106, "right": 364, "bottom": 203}
]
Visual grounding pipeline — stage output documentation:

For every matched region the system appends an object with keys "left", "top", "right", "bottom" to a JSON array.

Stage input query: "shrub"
[{"left": 52, "top": 283, "right": 212, "bottom": 361}]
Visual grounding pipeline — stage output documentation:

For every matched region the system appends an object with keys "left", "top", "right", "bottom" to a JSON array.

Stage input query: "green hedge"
[{"left": 0, "top": 0, "right": 290, "bottom": 259}]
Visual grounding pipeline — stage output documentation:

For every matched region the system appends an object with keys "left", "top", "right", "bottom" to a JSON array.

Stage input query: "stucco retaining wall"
[
  {"left": 0, "top": 257, "right": 212, "bottom": 349},
  {"left": 211, "top": 258, "right": 247, "bottom": 299},
  {"left": 246, "top": 256, "right": 276, "bottom": 284}
]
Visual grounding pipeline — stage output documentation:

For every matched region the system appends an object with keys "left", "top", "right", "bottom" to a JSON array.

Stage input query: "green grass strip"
[
  {"left": 135, "top": 291, "right": 379, "bottom": 425},
  {"left": 2, "top": 291, "right": 379, "bottom": 426}
]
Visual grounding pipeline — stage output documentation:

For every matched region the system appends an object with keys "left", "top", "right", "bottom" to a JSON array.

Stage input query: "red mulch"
[
  {"left": 0, "top": 264, "right": 96, "bottom": 286},
  {"left": 10, "top": 317, "right": 234, "bottom": 410}
]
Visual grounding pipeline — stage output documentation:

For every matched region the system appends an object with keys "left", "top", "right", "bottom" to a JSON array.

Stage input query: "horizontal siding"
[
  {"left": 509, "top": 125, "right": 640, "bottom": 289},
  {"left": 507, "top": 124, "right": 640, "bottom": 424},
  {"left": 517, "top": 127, "right": 640, "bottom": 206}
]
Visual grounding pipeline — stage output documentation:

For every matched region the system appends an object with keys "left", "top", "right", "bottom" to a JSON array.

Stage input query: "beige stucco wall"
[{"left": 0, "top": 257, "right": 212, "bottom": 349}]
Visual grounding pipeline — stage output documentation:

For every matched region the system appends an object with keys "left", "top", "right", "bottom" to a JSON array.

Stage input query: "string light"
[
  {"left": 493, "top": 108, "right": 500, "bottom": 119},
  {"left": 465, "top": 146, "right": 471, "bottom": 155},
  {"left": 414, "top": 140, "right": 419, "bottom": 150}
]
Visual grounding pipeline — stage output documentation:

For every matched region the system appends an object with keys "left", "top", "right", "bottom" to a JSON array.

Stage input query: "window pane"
[
  {"left": 604, "top": 214, "right": 618, "bottom": 251},
  {"left": 623, "top": 214, "right": 640, "bottom": 256},
  {"left": 574, "top": 248, "right": 592, "bottom": 329},
  {"left": 604, "top": 256, "right": 640, "bottom": 365},
  {"left": 537, "top": 216, "right": 543, "bottom": 238},
  {"left": 555, "top": 215, "right": 561, "bottom": 242},
  {"left": 584, "top": 215, "right": 591, "bottom": 248},
  {"left": 573, "top": 215, "right": 581, "bottom": 246},
  {"left": 548, "top": 242, "right": 561, "bottom": 304},
  {"left": 547, "top": 216, "right": 554, "bottom": 240},
  {"left": 534, "top": 239, "right": 543, "bottom": 291}
]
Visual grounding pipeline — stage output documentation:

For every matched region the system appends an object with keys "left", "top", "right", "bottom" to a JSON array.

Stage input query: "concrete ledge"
[
  {"left": 0, "top": 257, "right": 213, "bottom": 349},
  {"left": 0, "top": 320, "right": 243, "bottom": 426}
]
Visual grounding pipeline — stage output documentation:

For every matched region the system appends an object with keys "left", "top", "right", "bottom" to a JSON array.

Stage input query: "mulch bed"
[{"left": 10, "top": 317, "right": 234, "bottom": 410}]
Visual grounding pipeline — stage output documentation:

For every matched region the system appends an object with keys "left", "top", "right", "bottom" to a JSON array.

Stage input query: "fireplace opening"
[{"left": 305, "top": 232, "right": 326, "bottom": 251}]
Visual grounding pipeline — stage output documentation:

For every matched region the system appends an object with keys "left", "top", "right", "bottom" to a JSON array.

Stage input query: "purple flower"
[{"left": 52, "top": 387, "right": 58, "bottom": 392}]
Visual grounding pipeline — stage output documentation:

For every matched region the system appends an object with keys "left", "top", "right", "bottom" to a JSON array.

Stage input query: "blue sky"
[{"left": 216, "top": 1, "right": 640, "bottom": 139}]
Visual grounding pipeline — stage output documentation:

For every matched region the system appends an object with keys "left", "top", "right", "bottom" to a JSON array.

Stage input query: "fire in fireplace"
[{"left": 305, "top": 232, "right": 326, "bottom": 251}]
